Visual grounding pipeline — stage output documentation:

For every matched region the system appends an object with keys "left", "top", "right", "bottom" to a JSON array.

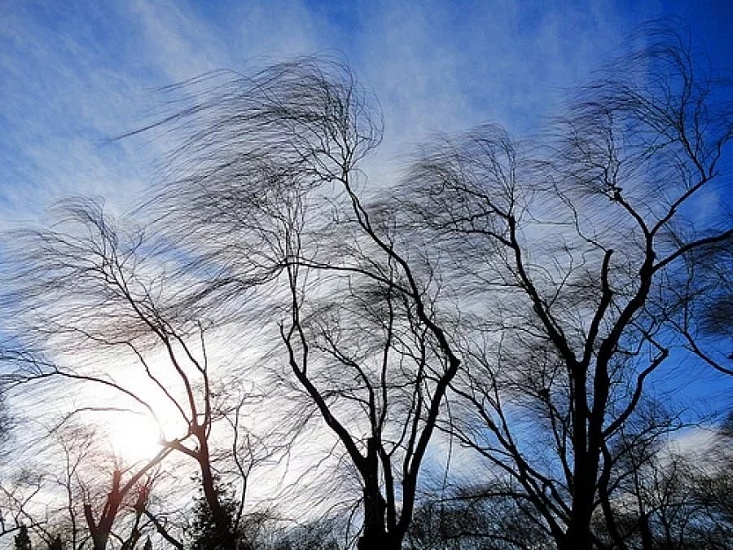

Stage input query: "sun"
[{"left": 107, "top": 412, "right": 165, "bottom": 465}]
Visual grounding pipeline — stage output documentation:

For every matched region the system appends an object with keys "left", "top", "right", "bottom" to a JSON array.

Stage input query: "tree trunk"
[
  {"left": 357, "top": 532, "right": 402, "bottom": 550},
  {"left": 360, "top": 438, "right": 387, "bottom": 548},
  {"left": 357, "top": 438, "right": 403, "bottom": 550},
  {"left": 562, "top": 474, "right": 596, "bottom": 550},
  {"left": 85, "top": 470, "right": 123, "bottom": 550},
  {"left": 639, "top": 512, "right": 654, "bottom": 550},
  {"left": 197, "top": 433, "right": 238, "bottom": 550}
]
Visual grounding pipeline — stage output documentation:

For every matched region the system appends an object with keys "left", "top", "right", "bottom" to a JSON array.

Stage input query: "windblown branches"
[
  {"left": 137, "top": 56, "right": 462, "bottom": 550},
  {"left": 1, "top": 199, "right": 269, "bottom": 550},
  {"left": 138, "top": 58, "right": 385, "bottom": 325},
  {"left": 1, "top": 31, "right": 732, "bottom": 550},
  {"left": 392, "top": 28, "right": 733, "bottom": 550},
  {"left": 4, "top": 198, "right": 197, "bottom": 351}
]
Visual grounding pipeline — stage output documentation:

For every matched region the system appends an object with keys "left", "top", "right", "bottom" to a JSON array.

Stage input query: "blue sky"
[
  {"left": 1, "top": 0, "right": 731, "bottom": 224},
  {"left": 0, "top": 1, "right": 732, "bottom": 419},
  {"left": 1, "top": 1, "right": 733, "bottom": 528}
]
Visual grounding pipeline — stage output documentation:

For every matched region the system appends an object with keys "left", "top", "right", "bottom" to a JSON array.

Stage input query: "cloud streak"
[{"left": 0, "top": 1, "right": 728, "bottom": 220}]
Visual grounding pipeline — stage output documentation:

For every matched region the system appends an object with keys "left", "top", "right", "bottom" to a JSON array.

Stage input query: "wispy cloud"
[{"left": 0, "top": 0, "right": 726, "bottom": 223}]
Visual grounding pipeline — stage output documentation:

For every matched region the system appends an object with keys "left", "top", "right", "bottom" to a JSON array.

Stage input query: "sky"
[
  {"left": 0, "top": 1, "right": 732, "bottom": 414},
  {"left": 1, "top": 0, "right": 733, "bottom": 538},
  {"left": 1, "top": 0, "right": 731, "bottom": 225},
  {"left": 0, "top": 1, "right": 729, "bottom": 400}
]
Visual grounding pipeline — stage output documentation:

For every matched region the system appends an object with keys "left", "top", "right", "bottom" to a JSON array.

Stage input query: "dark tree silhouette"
[
  {"left": 1, "top": 23, "right": 731, "bottom": 550},
  {"left": 3, "top": 201, "right": 266, "bottom": 550},
  {"left": 142, "top": 58, "right": 462, "bottom": 550},
  {"left": 395, "top": 27, "right": 733, "bottom": 550},
  {"left": 187, "top": 478, "right": 246, "bottom": 550},
  {"left": 14, "top": 524, "right": 31, "bottom": 550}
]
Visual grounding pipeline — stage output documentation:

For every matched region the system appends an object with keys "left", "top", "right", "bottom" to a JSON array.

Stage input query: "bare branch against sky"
[
  {"left": 0, "top": 1, "right": 728, "bottom": 223},
  {"left": 0, "top": 2, "right": 732, "bottom": 550}
]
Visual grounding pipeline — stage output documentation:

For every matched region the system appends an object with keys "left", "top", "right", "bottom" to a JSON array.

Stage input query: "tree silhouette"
[
  {"left": 14, "top": 525, "right": 31, "bottom": 550},
  {"left": 187, "top": 477, "right": 246, "bottom": 550},
  {"left": 396, "top": 27, "right": 733, "bottom": 550},
  {"left": 1, "top": 23, "right": 731, "bottom": 550},
  {"left": 145, "top": 57, "right": 461, "bottom": 550},
  {"left": 3, "top": 201, "right": 266, "bottom": 550}
]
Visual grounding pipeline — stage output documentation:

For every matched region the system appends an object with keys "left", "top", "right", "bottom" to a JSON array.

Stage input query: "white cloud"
[{"left": 0, "top": 1, "right": 687, "bottom": 224}]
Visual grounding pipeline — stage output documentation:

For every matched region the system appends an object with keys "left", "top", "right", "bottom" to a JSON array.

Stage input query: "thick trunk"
[
  {"left": 357, "top": 438, "right": 403, "bottom": 550},
  {"left": 360, "top": 438, "right": 387, "bottom": 548},
  {"left": 639, "top": 512, "right": 654, "bottom": 550},
  {"left": 560, "top": 524, "right": 592, "bottom": 550},
  {"left": 563, "top": 470, "right": 595, "bottom": 550},
  {"left": 90, "top": 531, "right": 110, "bottom": 550},
  {"left": 561, "top": 450, "right": 601, "bottom": 550},
  {"left": 197, "top": 434, "right": 238, "bottom": 550},
  {"left": 564, "top": 367, "right": 594, "bottom": 550},
  {"left": 85, "top": 471, "right": 123, "bottom": 550},
  {"left": 357, "top": 532, "right": 402, "bottom": 550}
]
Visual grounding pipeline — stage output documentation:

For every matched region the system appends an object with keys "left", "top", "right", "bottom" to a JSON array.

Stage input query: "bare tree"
[
  {"left": 396, "top": 28, "right": 733, "bottom": 550},
  {"left": 406, "top": 485, "right": 553, "bottom": 550},
  {"left": 599, "top": 415, "right": 733, "bottom": 550},
  {"left": 2, "top": 200, "right": 266, "bottom": 550},
  {"left": 141, "top": 57, "right": 463, "bottom": 550},
  {"left": 0, "top": 423, "right": 92, "bottom": 550},
  {"left": 0, "top": 472, "right": 47, "bottom": 546},
  {"left": 3, "top": 24, "right": 730, "bottom": 550}
]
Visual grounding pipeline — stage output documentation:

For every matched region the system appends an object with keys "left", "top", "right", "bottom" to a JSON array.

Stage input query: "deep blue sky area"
[
  {"left": 1, "top": 1, "right": 731, "bottom": 218},
  {"left": 1, "top": 1, "right": 732, "bottom": 413}
]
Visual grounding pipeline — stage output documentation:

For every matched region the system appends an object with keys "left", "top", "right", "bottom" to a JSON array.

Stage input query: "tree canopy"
[{"left": 1, "top": 25, "right": 732, "bottom": 550}]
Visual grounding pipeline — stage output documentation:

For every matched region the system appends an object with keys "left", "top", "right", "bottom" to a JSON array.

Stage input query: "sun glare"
[{"left": 108, "top": 413, "right": 164, "bottom": 465}]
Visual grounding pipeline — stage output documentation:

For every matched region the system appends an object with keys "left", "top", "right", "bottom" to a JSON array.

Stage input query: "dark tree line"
[{"left": 1, "top": 24, "right": 732, "bottom": 550}]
